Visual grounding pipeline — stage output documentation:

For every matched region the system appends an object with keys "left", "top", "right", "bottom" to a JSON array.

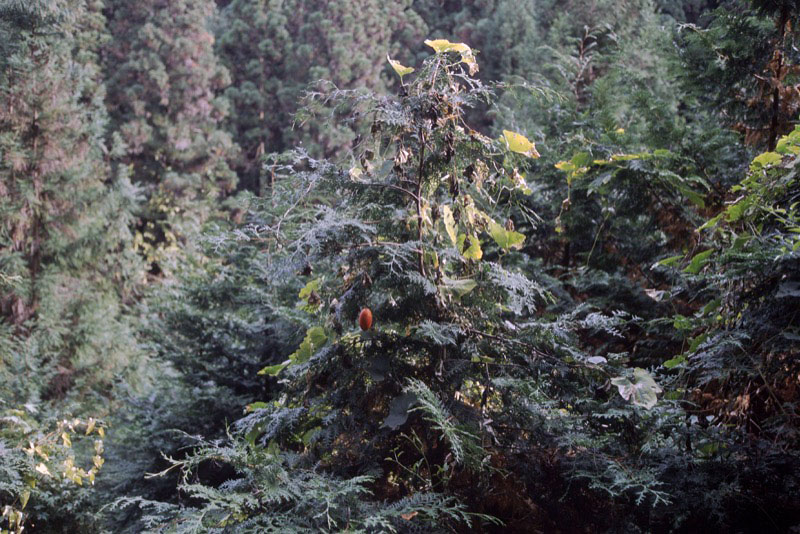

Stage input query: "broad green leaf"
[
  {"left": 656, "top": 254, "right": 683, "bottom": 267},
  {"left": 571, "top": 151, "right": 591, "bottom": 167},
  {"left": 610, "top": 368, "right": 662, "bottom": 409},
  {"left": 458, "top": 233, "right": 483, "bottom": 260},
  {"left": 688, "top": 333, "right": 709, "bottom": 353},
  {"left": 702, "top": 299, "right": 721, "bottom": 316},
  {"left": 246, "top": 402, "right": 269, "bottom": 412},
  {"left": 750, "top": 151, "right": 781, "bottom": 169},
  {"left": 502, "top": 130, "right": 540, "bottom": 158},
  {"left": 663, "top": 355, "right": 686, "bottom": 369},
  {"left": 775, "top": 129, "right": 800, "bottom": 154},
  {"left": 441, "top": 204, "right": 457, "bottom": 245},
  {"left": 289, "top": 326, "right": 327, "bottom": 365},
  {"left": 298, "top": 278, "right": 320, "bottom": 300},
  {"left": 301, "top": 427, "right": 320, "bottom": 446},
  {"left": 732, "top": 233, "right": 751, "bottom": 251},
  {"left": 676, "top": 184, "right": 706, "bottom": 208},
  {"left": 387, "top": 55, "right": 414, "bottom": 78},
  {"left": 698, "top": 213, "right": 723, "bottom": 231},
  {"left": 258, "top": 360, "right": 290, "bottom": 376},
  {"left": 306, "top": 326, "right": 327, "bottom": 347},
  {"left": 673, "top": 314, "right": 692, "bottom": 331},
  {"left": 555, "top": 160, "right": 576, "bottom": 172},
  {"left": 725, "top": 198, "right": 750, "bottom": 222},
  {"left": 439, "top": 277, "right": 477, "bottom": 299},
  {"left": 298, "top": 278, "right": 322, "bottom": 312},
  {"left": 264, "top": 325, "right": 331, "bottom": 375},
  {"left": 611, "top": 153, "right": 639, "bottom": 161},
  {"left": 683, "top": 249, "right": 713, "bottom": 274},
  {"left": 488, "top": 220, "right": 525, "bottom": 251}
]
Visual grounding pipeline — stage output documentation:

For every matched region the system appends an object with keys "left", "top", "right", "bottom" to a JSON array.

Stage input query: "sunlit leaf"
[
  {"left": 750, "top": 151, "right": 781, "bottom": 169},
  {"left": 298, "top": 278, "right": 320, "bottom": 300},
  {"left": 501, "top": 130, "right": 540, "bottom": 158},
  {"left": 35, "top": 463, "right": 51, "bottom": 477},
  {"left": 246, "top": 402, "right": 269, "bottom": 412},
  {"left": 683, "top": 249, "right": 713, "bottom": 274},
  {"left": 488, "top": 220, "right": 525, "bottom": 251},
  {"left": 663, "top": 355, "right": 686, "bottom": 369},
  {"left": 441, "top": 205, "right": 457, "bottom": 245},
  {"left": 458, "top": 233, "right": 483, "bottom": 260},
  {"left": 258, "top": 360, "right": 290, "bottom": 376},
  {"left": 423, "top": 39, "right": 479, "bottom": 74},
  {"left": 610, "top": 368, "right": 662, "bottom": 409},
  {"left": 387, "top": 55, "right": 414, "bottom": 78}
]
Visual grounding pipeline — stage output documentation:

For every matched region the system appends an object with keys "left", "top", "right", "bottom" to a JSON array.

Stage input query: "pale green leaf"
[
  {"left": 441, "top": 204, "right": 457, "bottom": 245},
  {"left": 610, "top": 368, "right": 662, "bottom": 409},
  {"left": 488, "top": 220, "right": 525, "bottom": 251}
]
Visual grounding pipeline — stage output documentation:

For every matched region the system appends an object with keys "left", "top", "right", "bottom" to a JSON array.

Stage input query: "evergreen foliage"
[
  {"left": 678, "top": 0, "right": 800, "bottom": 149},
  {"left": 103, "top": 0, "right": 237, "bottom": 270},
  {"left": 0, "top": 1, "right": 140, "bottom": 531},
  {"left": 2, "top": 1, "right": 800, "bottom": 532},
  {"left": 215, "top": 0, "right": 426, "bottom": 190}
]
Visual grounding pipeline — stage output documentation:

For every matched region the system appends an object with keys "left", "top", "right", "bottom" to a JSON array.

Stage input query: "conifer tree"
[
  {"left": 215, "top": 0, "right": 425, "bottom": 190},
  {"left": 104, "top": 0, "right": 237, "bottom": 269},
  {"left": 678, "top": 0, "right": 800, "bottom": 149},
  {"left": 120, "top": 42, "right": 687, "bottom": 533},
  {"left": 0, "top": 1, "right": 139, "bottom": 531}
]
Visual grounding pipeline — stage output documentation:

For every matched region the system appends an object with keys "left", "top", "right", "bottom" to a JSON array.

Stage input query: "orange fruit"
[{"left": 358, "top": 308, "right": 373, "bottom": 331}]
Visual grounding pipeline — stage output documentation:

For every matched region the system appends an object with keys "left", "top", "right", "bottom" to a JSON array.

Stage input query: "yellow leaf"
[
  {"left": 387, "top": 55, "right": 414, "bottom": 78},
  {"left": 20, "top": 490, "right": 30, "bottom": 509},
  {"left": 35, "top": 463, "right": 51, "bottom": 477},
  {"left": 424, "top": 39, "right": 479, "bottom": 75},
  {"left": 401, "top": 511, "right": 419, "bottom": 520},
  {"left": 502, "top": 130, "right": 540, "bottom": 158},
  {"left": 424, "top": 39, "right": 459, "bottom": 53},
  {"left": 441, "top": 205, "right": 457, "bottom": 245},
  {"left": 458, "top": 233, "right": 483, "bottom": 261}
]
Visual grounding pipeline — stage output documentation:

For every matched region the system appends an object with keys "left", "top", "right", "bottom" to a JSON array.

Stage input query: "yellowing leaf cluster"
[{"left": 424, "top": 39, "right": 479, "bottom": 75}]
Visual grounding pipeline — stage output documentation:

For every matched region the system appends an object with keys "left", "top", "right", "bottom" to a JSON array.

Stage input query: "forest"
[{"left": 1, "top": 0, "right": 799, "bottom": 532}]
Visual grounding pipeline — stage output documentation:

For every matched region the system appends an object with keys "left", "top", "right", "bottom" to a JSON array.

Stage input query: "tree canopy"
[{"left": 1, "top": 1, "right": 799, "bottom": 532}]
